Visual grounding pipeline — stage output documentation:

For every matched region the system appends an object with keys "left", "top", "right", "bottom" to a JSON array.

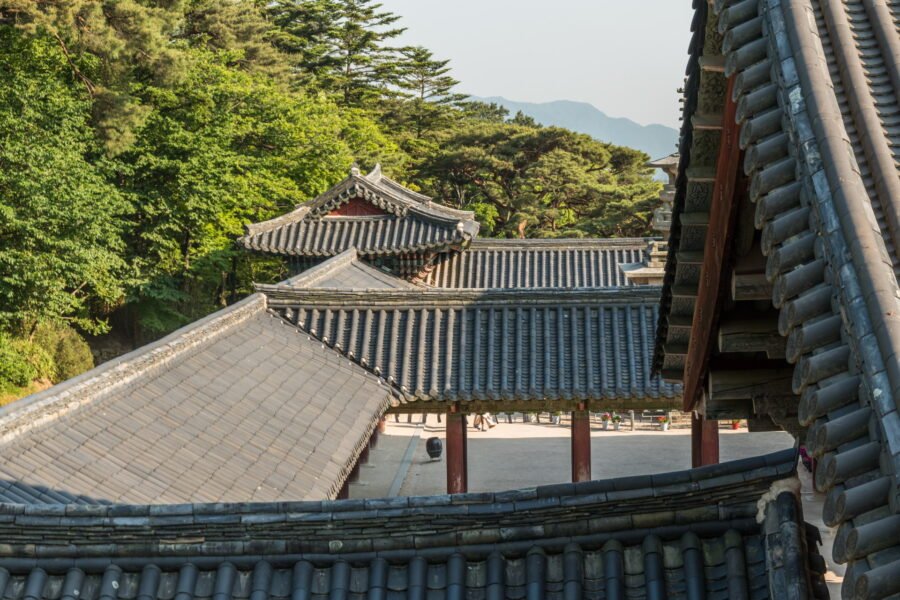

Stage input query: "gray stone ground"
[{"left": 352, "top": 415, "right": 843, "bottom": 596}]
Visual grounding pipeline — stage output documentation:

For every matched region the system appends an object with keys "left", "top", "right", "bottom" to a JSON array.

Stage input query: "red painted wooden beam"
[
  {"left": 691, "top": 412, "right": 720, "bottom": 467},
  {"left": 446, "top": 402, "right": 468, "bottom": 494},
  {"left": 683, "top": 76, "right": 744, "bottom": 411},
  {"left": 571, "top": 402, "right": 592, "bottom": 482}
]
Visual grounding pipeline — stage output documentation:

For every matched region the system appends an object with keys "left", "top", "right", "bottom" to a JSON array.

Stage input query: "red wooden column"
[
  {"left": 571, "top": 402, "right": 592, "bottom": 482},
  {"left": 446, "top": 403, "right": 468, "bottom": 494},
  {"left": 691, "top": 412, "right": 720, "bottom": 468}
]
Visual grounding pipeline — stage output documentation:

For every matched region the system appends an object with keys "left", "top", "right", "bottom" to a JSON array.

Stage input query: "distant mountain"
[{"left": 473, "top": 96, "right": 678, "bottom": 162}]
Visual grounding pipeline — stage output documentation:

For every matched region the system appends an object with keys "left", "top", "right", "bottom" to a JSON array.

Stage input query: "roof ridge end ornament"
[
  {"left": 365, "top": 163, "right": 383, "bottom": 183},
  {"left": 349, "top": 163, "right": 361, "bottom": 177}
]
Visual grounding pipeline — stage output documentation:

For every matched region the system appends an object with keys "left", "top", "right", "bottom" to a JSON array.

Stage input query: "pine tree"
[
  {"left": 266, "top": 0, "right": 408, "bottom": 106},
  {"left": 179, "top": 0, "right": 290, "bottom": 77},
  {"left": 392, "top": 46, "right": 467, "bottom": 138},
  {"left": 0, "top": 0, "right": 184, "bottom": 154}
]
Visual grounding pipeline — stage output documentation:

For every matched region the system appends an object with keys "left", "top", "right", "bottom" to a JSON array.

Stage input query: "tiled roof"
[
  {"left": 0, "top": 294, "right": 390, "bottom": 505},
  {"left": 281, "top": 249, "right": 420, "bottom": 290},
  {"left": 259, "top": 285, "right": 681, "bottom": 407},
  {"left": 656, "top": 1, "right": 900, "bottom": 597},
  {"left": 0, "top": 449, "right": 826, "bottom": 599},
  {"left": 422, "top": 239, "right": 649, "bottom": 289},
  {"left": 239, "top": 166, "right": 478, "bottom": 257}
]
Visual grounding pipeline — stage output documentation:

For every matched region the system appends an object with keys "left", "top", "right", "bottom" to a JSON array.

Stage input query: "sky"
[{"left": 378, "top": 1, "right": 696, "bottom": 129}]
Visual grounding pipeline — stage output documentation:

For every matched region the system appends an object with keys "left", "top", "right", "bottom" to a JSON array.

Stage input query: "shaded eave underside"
[{"left": 655, "top": 1, "right": 900, "bottom": 597}]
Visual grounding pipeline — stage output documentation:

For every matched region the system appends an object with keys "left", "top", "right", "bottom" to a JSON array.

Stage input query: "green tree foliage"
[
  {"left": 179, "top": 0, "right": 290, "bottom": 76},
  {"left": 417, "top": 123, "right": 660, "bottom": 238},
  {"left": 0, "top": 333, "right": 55, "bottom": 388},
  {"left": 0, "top": 0, "right": 663, "bottom": 398},
  {"left": 32, "top": 322, "right": 94, "bottom": 382},
  {"left": 0, "top": 0, "right": 185, "bottom": 153},
  {"left": 120, "top": 48, "right": 381, "bottom": 331},
  {"left": 268, "top": 0, "right": 408, "bottom": 106},
  {"left": 0, "top": 29, "right": 128, "bottom": 334}
]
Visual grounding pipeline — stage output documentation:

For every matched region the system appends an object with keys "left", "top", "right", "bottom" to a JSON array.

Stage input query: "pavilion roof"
[
  {"left": 280, "top": 248, "right": 421, "bottom": 290},
  {"left": 654, "top": 0, "right": 900, "bottom": 596},
  {"left": 258, "top": 283, "right": 680, "bottom": 409},
  {"left": 239, "top": 165, "right": 479, "bottom": 258}
]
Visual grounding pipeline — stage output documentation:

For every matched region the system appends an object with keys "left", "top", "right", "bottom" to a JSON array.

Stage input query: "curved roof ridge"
[
  {"left": 259, "top": 284, "right": 663, "bottom": 307},
  {"left": 0, "top": 448, "right": 796, "bottom": 513},
  {"left": 242, "top": 205, "right": 310, "bottom": 238},
  {"left": 469, "top": 237, "right": 653, "bottom": 248}
]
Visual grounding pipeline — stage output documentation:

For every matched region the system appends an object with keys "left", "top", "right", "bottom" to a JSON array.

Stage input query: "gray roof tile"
[
  {"left": 425, "top": 238, "right": 651, "bottom": 289},
  {"left": 266, "top": 287, "right": 681, "bottom": 405},
  {"left": 0, "top": 295, "right": 390, "bottom": 505},
  {"left": 656, "top": 2, "right": 900, "bottom": 597},
  {"left": 0, "top": 450, "right": 825, "bottom": 600}
]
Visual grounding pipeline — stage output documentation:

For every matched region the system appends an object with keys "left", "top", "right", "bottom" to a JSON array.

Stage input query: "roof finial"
[
  {"left": 349, "top": 162, "right": 361, "bottom": 177},
  {"left": 366, "top": 163, "right": 383, "bottom": 182}
]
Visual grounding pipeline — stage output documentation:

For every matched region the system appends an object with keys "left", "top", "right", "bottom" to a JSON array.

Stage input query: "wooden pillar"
[
  {"left": 446, "top": 403, "right": 468, "bottom": 494},
  {"left": 571, "top": 403, "right": 591, "bottom": 482},
  {"left": 377, "top": 416, "right": 386, "bottom": 433},
  {"left": 691, "top": 412, "right": 720, "bottom": 468}
]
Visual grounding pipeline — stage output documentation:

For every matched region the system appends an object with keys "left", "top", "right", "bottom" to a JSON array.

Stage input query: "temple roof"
[
  {"left": 281, "top": 249, "right": 420, "bottom": 290},
  {"left": 655, "top": 1, "right": 900, "bottom": 597},
  {"left": 0, "top": 294, "right": 389, "bottom": 505},
  {"left": 259, "top": 284, "right": 680, "bottom": 408},
  {"left": 0, "top": 448, "right": 826, "bottom": 599},
  {"left": 239, "top": 166, "right": 479, "bottom": 258},
  {"left": 422, "top": 238, "right": 650, "bottom": 289}
]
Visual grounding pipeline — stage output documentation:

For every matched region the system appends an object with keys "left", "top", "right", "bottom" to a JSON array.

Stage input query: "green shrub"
[
  {"left": 32, "top": 322, "right": 94, "bottom": 382},
  {"left": 0, "top": 333, "right": 55, "bottom": 387}
]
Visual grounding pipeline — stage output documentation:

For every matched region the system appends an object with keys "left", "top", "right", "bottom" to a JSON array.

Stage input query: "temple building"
[
  {"left": 0, "top": 0, "right": 897, "bottom": 597},
  {"left": 655, "top": 0, "right": 900, "bottom": 598}
]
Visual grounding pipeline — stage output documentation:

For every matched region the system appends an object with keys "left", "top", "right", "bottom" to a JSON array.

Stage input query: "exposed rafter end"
[{"left": 699, "top": 55, "right": 726, "bottom": 73}]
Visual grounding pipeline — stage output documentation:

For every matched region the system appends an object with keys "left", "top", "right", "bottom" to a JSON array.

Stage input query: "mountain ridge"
[{"left": 472, "top": 96, "right": 678, "bottom": 161}]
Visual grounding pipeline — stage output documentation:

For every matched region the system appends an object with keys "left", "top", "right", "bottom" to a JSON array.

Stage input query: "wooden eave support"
[
  {"left": 691, "top": 113, "right": 726, "bottom": 130},
  {"left": 708, "top": 368, "right": 794, "bottom": 400},
  {"left": 699, "top": 55, "right": 726, "bottom": 73},
  {"left": 717, "top": 311, "right": 785, "bottom": 358},
  {"left": 731, "top": 244, "right": 771, "bottom": 301},
  {"left": 682, "top": 76, "right": 744, "bottom": 412}
]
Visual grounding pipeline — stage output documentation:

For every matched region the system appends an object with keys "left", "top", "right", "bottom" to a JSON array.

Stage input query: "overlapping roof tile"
[
  {"left": 0, "top": 449, "right": 826, "bottom": 599},
  {"left": 0, "top": 294, "right": 390, "bottom": 504},
  {"left": 423, "top": 239, "right": 649, "bottom": 289},
  {"left": 239, "top": 166, "right": 479, "bottom": 257},
  {"left": 656, "top": 1, "right": 900, "bottom": 596},
  {"left": 260, "top": 285, "right": 681, "bottom": 406}
]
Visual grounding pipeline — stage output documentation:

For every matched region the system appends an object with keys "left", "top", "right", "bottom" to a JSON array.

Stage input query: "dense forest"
[{"left": 0, "top": 0, "right": 661, "bottom": 401}]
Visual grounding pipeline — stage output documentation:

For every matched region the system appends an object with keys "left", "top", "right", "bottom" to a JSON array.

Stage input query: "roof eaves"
[{"left": 261, "top": 285, "right": 665, "bottom": 309}]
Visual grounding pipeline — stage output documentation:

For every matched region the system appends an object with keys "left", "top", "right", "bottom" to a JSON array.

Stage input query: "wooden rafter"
[{"left": 682, "top": 76, "right": 744, "bottom": 411}]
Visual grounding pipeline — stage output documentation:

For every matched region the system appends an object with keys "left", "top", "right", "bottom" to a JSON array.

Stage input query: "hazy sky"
[{"left": 378, "top": 1, "right": 696, "bottom": 128}]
